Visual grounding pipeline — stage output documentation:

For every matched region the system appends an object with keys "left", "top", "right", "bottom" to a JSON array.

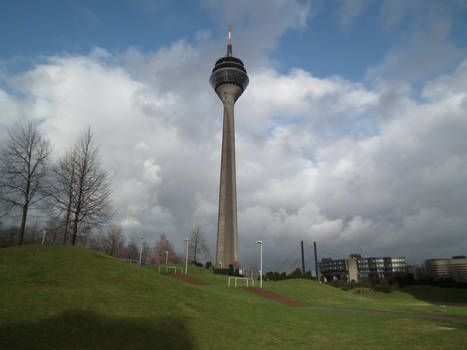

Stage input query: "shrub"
[
  {"left": 265, "top": 271, "right": 274, "bottom": 281},
  {"left": 212, "top": 265, "right": 243, "bottom": 277},
  {"left": 288, "top": 268, "right": 303, "bottom": 279}
]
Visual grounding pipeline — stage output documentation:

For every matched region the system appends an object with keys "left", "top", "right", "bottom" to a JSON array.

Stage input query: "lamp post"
[
  {"left": 257, "top": 240, "right": 263, "bottom": 288},
  {"left": 41, "top": 230, "right": 47, "bottom": 246},
  {"left": 165, "top": 250, "right": 168, "bottom": 265},
  {"left": 139, "top": 234, "right": 143, "bottom": 266},
  {"left": 184, "top": 237, "right": 189, "bottom": 274}
]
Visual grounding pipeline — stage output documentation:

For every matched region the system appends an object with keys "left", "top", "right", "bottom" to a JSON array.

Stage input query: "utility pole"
[
  {"left": 301, "top": 240, "right": 305, "bottom": 276},
  {"left": 139, "top": 234, "right": 143, "bottom": 266},
  {"left": 184, "top": 237, "right": 189, "bottom": 274},
  {"left": 313, "top": 241, "right": 319, "bottom": 282},
  {"left": 257, "top": 241, "right": 263, "bottom": 288},
  {"left": 41, "top": 230, "right": 47, "bottom": 246}
]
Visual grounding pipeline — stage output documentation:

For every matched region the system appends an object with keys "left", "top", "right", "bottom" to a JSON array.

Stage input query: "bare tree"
[
  {"left": 66, "top": 127, "right": 113, "bottom": 245},
  {"left": 0, "top": 224, "right": 19, "bottom": 248},
  {"left": 0, "top": 121, "right": 52, "bottom": 245},
  {"left": 141, "top": 241, "right": 151, "bottom": 266},
  {"left": 188, "top": 226, "right": 210, "bottom": 263},
  {"left": 125, "top": 239, "right": 139, "bottom": 262},
  {"left": 243, "top": 264, "right": 259, "bottom": 279},
  {"left": 43, "top": 216, "right": 66, "bottom": 245},
  {"left": 48, "top": 151, "right": 76, "bottom": 244},
  {"left": 102, "top": 225, "right": 126, "bottom": 257},
  {"left": 153, "top": 233, "right": 179, "bottom": 264}
]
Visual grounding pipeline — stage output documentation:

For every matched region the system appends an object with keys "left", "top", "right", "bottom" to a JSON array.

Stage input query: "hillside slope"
[
  {"left": 1, "top": 245, "right": 466, "bottom": 350},
  {"left": 265, "top": 279, "right": 467, "bottom": 317}
]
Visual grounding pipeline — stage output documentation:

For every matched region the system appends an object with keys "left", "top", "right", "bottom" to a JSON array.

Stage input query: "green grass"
[
  {"left": 264, "top": 279, "right": 467, "bottom": 317},
  {"left": 1, "top": 245, "right": 466, "bottom": 349}
]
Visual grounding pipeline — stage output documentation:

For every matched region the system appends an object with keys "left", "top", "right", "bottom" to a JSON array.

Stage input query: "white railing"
[
  {"left": 158, "top": 265, "right": 184, "bottom": 274},
  {"left": 121, "top": 258, "right": 138, "bottom": 264},
  {"left": 228, "top": 276, "right": 256, "bottom": 288}
]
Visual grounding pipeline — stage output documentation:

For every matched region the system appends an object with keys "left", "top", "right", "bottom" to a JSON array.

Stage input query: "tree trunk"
[
  {"left": 71, "top": 210, "right": 78, "bottom": 246},
  {"left": 19, "top": 176, "right": 31, "bottom": 245},
  {"left": 62, "top": 167, "right": 75, "bottom": 245},
  {"left": 19, "top": 204, "right": 28, "bottom": 245},
  {"left": 62, "top": 204, "right": 71, "bottom": 245},
  {"left": 193, "top": 235, "right": 198, "bottom": 262},
  {"left": 71, "top": 166, "right": 84, "bottom": 246}
]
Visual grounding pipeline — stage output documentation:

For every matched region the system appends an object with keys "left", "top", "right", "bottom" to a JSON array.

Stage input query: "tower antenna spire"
[
  {"left": 210, "top": 22, "right": 249, "bottom": 270},
  {"left": 227, "top": 24, "right": 232, "bottom": 57}
]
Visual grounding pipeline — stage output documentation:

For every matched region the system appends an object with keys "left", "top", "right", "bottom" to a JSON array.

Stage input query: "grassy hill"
[
  {"left": 265, "top": 279, "right": 467, "bottom": 317},
  {"left": 1, "top": 245, "right": 466, "bottom": 349}
]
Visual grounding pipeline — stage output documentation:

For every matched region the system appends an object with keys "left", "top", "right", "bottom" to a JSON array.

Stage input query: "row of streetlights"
[
  {"left": 179, "top": 237, "right": 264, "bottom": 287},
  {"left": 42, "top": 230, "right": 190, "bottom": 276},
  {"left": 257, "top": 240, "right": 263, "bottom": 288},
  {"left": 184, "top": 237, "right": 189, "bottom": 275},
  {"left": 43, "top": 229, "right": 263, "bottom": 288},
  {"left": 139, "top": 235, "right": 264, "bottom": 288},
  {"left": 158, "top": 236, "right": 264, "bottom": 286},
  {"left": 43, "top": 230, "right": 264, "bottom": 288},
  {"left": 138, "top": 236, "right": 177, "bottom": 269},
  {"left": 137, "top": 234, "right": 186, "bottom": 272}
]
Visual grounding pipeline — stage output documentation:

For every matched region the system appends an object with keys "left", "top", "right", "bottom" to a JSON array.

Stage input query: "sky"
[{"left": 1, "top": 0, "right": 467, "bottom": 271}]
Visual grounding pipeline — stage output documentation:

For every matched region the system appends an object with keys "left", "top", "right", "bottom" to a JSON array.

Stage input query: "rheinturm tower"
[{"left": 210, "top": 26, "right": 249, "bottom": 268}]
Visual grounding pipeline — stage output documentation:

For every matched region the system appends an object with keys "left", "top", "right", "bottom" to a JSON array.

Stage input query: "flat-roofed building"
[
  {"left": 425, "top": 256, "right": 467, "bottom": 283},
  {"left": 319, "top": 258, "right": 354, "bottom": 281},
  {"left": 318, "top": 255, "right": 406, "bottom": 282},
  {"left": 358, "top": 257, "right": 406, "bottom": 281}
]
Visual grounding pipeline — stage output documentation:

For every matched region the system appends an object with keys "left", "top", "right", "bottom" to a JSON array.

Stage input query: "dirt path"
[
  {"left": 240, "top": 287, "right": 307, "bottom": 307},
  {"left": 170, "top": 274, "right": 207, "bottom": 285},
  {"left": 241, "top": 287, "right": 467, "bottom": 322}
]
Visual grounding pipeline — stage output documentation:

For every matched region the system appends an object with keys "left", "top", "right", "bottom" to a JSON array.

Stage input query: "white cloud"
[
  {"left": 338, "top": 0, "right": 375, "bottom": 28},
  {"left": 121, "top": 217, "right": 142, "bottom": 229},
  {"left": 80, "top": 7, "right": 103, "bottom": 26},
  {"left": 366, "top": 0, "right": 466, "bottom": 82},
  {"left": 142, "top": 159, "right": 162, "bottom": 185},
  {"left": 202, "top": 0, "right": 311, "bottom": 67},
  {"left": 1, "top": 20, "right": 467, "bottom": 267}
]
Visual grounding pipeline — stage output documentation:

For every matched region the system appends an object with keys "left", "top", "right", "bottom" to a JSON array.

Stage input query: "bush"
[
  {"left": 265, "top": 271, "right": 274, "bottom": 281},
  {"left": 329, "top": 280, "right": 347, "bottom": 289},
  {"left": 287, "top": 268, "right": 303, "bottom": 279},
  {"left": 257, "top": 269, "right": 315, "bottom": 281},
  {"left": 328, "top": 279, "right": 379, "bottom": 292},
  {"left": 213, "top": 268, "right": 228, "bottom": 275},
  {"left": 212, "top": 265, "right": 243, "bottom": 277},
  {"left": 357, "top": 280, "right": 372, "bottom": 289},
  {"left": 351, "top": 288, "right": 371, "bottom": 295},
  {"left": 373, "top": 279, "right": 393, "bottom": 293},
  {"left": 191, "top": 260, "right": 203, "bottom": 267}
]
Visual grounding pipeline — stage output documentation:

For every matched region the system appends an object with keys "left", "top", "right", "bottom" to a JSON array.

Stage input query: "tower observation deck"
[{"left": 210, "top": 26, "right": 248, "bottom": 269}]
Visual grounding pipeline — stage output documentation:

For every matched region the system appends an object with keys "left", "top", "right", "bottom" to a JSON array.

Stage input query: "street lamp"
[
  {"left": 165, "top": 250, "right": 168, "bottom": 265},
  {"left": 184, "top": 237, "right": 189, "bottom": 275},
  {"left": 41, "top": 230, "right": 47, "bottom": 246},
  {"left": 257, "top": 240, "right": 263, "bottom": 288},
  {"left": 139, "top": 234, "right": 143, "bottom": 266}
]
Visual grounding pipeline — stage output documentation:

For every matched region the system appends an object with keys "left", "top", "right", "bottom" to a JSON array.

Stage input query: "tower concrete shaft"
[
  {"left": 210, "top": 26, "right": 248, "bottom": 269},
  {"left": 215, "top": 84, "right": 242, "bottom": 268}
]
